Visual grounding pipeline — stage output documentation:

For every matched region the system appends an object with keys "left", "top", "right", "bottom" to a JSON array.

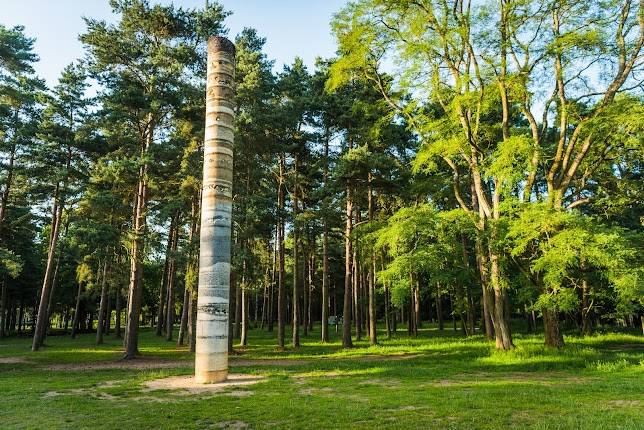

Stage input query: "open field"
[{"left": 1, "top": 325, "right": 642, "bottom": 429}]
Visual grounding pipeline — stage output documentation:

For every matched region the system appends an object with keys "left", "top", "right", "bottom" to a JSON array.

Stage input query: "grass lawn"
[{"left": 1, "top": 324, "right": 642, "bottom": 429}]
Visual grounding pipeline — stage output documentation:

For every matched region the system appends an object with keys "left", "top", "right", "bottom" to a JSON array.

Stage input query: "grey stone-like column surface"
[{"left": 195, "top": 35, "right": 235, "bottom": 384}]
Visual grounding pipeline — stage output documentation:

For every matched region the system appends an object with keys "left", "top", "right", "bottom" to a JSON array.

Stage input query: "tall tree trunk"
[
  {"left": 342, "top": 177, "right": 354, "bottom": 348},
  {"left": 581, "top": 278, "right": 592, "bottom": 336},
  {"left": 70, "top": 282, "right": 83, "bottom": 339},
  {"left": 96, "top": 257, "right": 109, "bottom": 345},
  {"left": 188, "top": 289, "right": 197, "bottom": 353},
  {"left": 17, "top": 299, "right": 24, "bottom": 335},
  {"left": 268, "top": 224, "right": 277, "bottom": 332},
  {"left": 183, "top": 193, "right": 199, "bottom": 349},
  {"left": 32, "top": 186, "right": 63, "bottom": 350},
  {"left": 104, "top": 290, "right": 111, "bottom": 334},
  {"left": 114, "top": 288, "right": 122, "bottom": 338},
  {"left": 321, "top": 218, "right": 330, "bottom": 342},
  {"left": 461, "top": 236, "right": 475, "bottom": 335},
  {"left": 228, "top": 269, "right": 236, "bottom": 353},
  {"left": 471, "top": 181, "right": 494, "bottom": 339},
  {"left": 177, "top": 285, "right": 190, "bottom": 346},
  {"left": 436, "top": 285, "right": 444, "bottom": 331},
  {"left": 156, "top": 217, "right": 175, "bottom": 336},
  {"left": 43, "top": 227, "right": 67, "bottom": 344},
  {"left": 239, "top": 251, "right": 248, "bottom": 346},
  {"left": 489, "top": 247, "right": 514, "bottom": 350},
  {"left": 165, "top": 211, "right": 180, "bottom": 341},
  {"left": 385, "top": 285, "right": 391, "bottom": 339},
  {"left": 368, "top": 254, "right": 377, "bottom": 345},
  {"left": 277, "top": 155, "right": 286, "bottom": 349},
  {"left": 543, "top": 308, "right": 564, "bottom": 348},
  {"left": 124, "top": 116, "right": 153, "bottom": 359},
  {"left": 352, "top": 217, "right": 361, "bottom": 341},
  {"left": 320, "top": 135, "right": 330, "bottom": 342},
  {"left": 309, "top": 251, "right": 315, "bottom": 332},
  {"left": 292, "top": 154, "right": 301, "bottom": 347},
  {"left": 367, "top": 174, "right": 377, "bottom": 345},
  {"left": 240, "top": 282, "right": 248, "bottom": 346},
  {"left": 414, "top": 283, "right": 420, "bottom": 336},
  {"left": 0, "top": 142, "right": 16, "bottom": 237},
  {"left": 0, "top": 276, "right": 6, "bottom": 338},
  {"left": 303, "top": 243, "right": 310, "bottom": 337}
]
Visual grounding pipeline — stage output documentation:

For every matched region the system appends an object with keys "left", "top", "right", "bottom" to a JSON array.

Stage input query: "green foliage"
[
  {"left": 483, "top": 135, "right": 533, "bottom": 193},
  {"left": 0, "top": 247, "right": 23, "bottom": 278},
  {"left": 507, "top": 204, "right": 642, "bottom": 314}
]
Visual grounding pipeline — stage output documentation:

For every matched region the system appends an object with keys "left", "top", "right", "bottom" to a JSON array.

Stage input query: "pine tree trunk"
[
  {"left": 188, "top": 290, "right": 197, "bottom": 353},
  {"left": 234, "top": 278, "right": 241, "bottom": 339},
  {"left": 96, "top": 258, "right": 109, "bottom": 345},
  {"left": 32, "top": 186, "right": 63, "bottom": 350},
  {"left": 303, "top": 246, "right": 309, "bottom": 337},
  {"left": 105, "top": 291, "right": 111, "bottom": 334},
  {"left": 9, "top": 301, "right": 16, "bottom": 335},
  {"left": 240, "top": 284, "right": 248, "bottom": 346},
  {"left": 165, "top": 212, "right": 179, "bottom": 341},
  {"left": 321, "top": 220, "right": 330, "bottom": 342},
  {"left": 183, "top": 194, "right": 199, "bottom": 348},
  {"left": 17, "top": 300, "right": 24, "bottom": 335},
  {"left": 0, "top": 142, "right": 16, "bottom": 237},
  {"left": 124, "top": 125, "right": 151, "bottom": 358},
  {"left": 0, "top": 276, "right": 6, "bottom": 338},
  {"left": 342, "top": 178, "right": 354, "bottom": 348},
  {"left": 307, "top": 252, "right": 313, "bottom": 332},
  {"left": 292, "top": 155, "right": 301, "bottom": 347},
  {"left": 114, "top": 288, "right": 122, "bottom": 338},
  {"left": 268, "top": 223, "right": 277, "bottom": 332},
  {"left": 43, "top": 238, "right": 64, "bottom": 344},
  {"left": 368, "top": 255, "right": 377, "bottom": 345},
  {"left": 70, "top": 282, "right": 83, "bottom": 339},
  {"left": 277, "top": 155, "right": 286, "bottom": 349},
  {"left": 353, "top": 240, "right": 361, "bottom": 341},
  {"left": 228, "top": 270, "right": 236, "bottom": 353},
  {"left": 156, "top": 220, "right": 174, "bottom": 337},
  {"left": 177, "top": 285, "right": 190, "bottom": 346}
]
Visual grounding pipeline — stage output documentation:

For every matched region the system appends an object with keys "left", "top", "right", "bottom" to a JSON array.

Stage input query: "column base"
[{"left": 195, "top": 369, "right": 228, "bottom": 384}]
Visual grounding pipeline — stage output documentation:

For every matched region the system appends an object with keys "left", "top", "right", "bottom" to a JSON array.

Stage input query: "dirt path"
[{"left": 42, "top": 353, "right": 420, "bottom": 371}]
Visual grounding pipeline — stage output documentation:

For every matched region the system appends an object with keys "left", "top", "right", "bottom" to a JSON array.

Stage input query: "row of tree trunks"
[{"left": 156, "top": 217, "right": 174, "bottom": 336}]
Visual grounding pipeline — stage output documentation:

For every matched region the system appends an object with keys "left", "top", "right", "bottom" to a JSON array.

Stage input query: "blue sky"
[{"left": 2, "top": 0, "right": 348, "bottom": 86}]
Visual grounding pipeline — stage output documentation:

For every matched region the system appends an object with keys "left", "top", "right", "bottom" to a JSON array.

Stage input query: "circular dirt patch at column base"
[{"left": 144, "top": 373, "right": 266, "bottom": 394}]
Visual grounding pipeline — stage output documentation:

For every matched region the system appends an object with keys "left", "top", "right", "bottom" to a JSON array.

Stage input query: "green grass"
[{"left": 1, "top": 324, "right": 642, "bottom": 429}]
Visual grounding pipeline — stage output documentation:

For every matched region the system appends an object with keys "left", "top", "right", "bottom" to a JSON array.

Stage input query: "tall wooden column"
[{"left": 195, "top": 36, "right": 235, "bottom": 384}]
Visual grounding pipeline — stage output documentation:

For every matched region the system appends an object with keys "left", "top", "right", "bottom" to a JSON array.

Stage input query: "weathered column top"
[{"left": 208, "top": 36, "right": 236, "bottom": 55}]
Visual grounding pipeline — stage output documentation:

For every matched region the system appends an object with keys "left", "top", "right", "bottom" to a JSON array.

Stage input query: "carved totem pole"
[{"left": 195, "top": 36, "right": 235, "bottom": 383}]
